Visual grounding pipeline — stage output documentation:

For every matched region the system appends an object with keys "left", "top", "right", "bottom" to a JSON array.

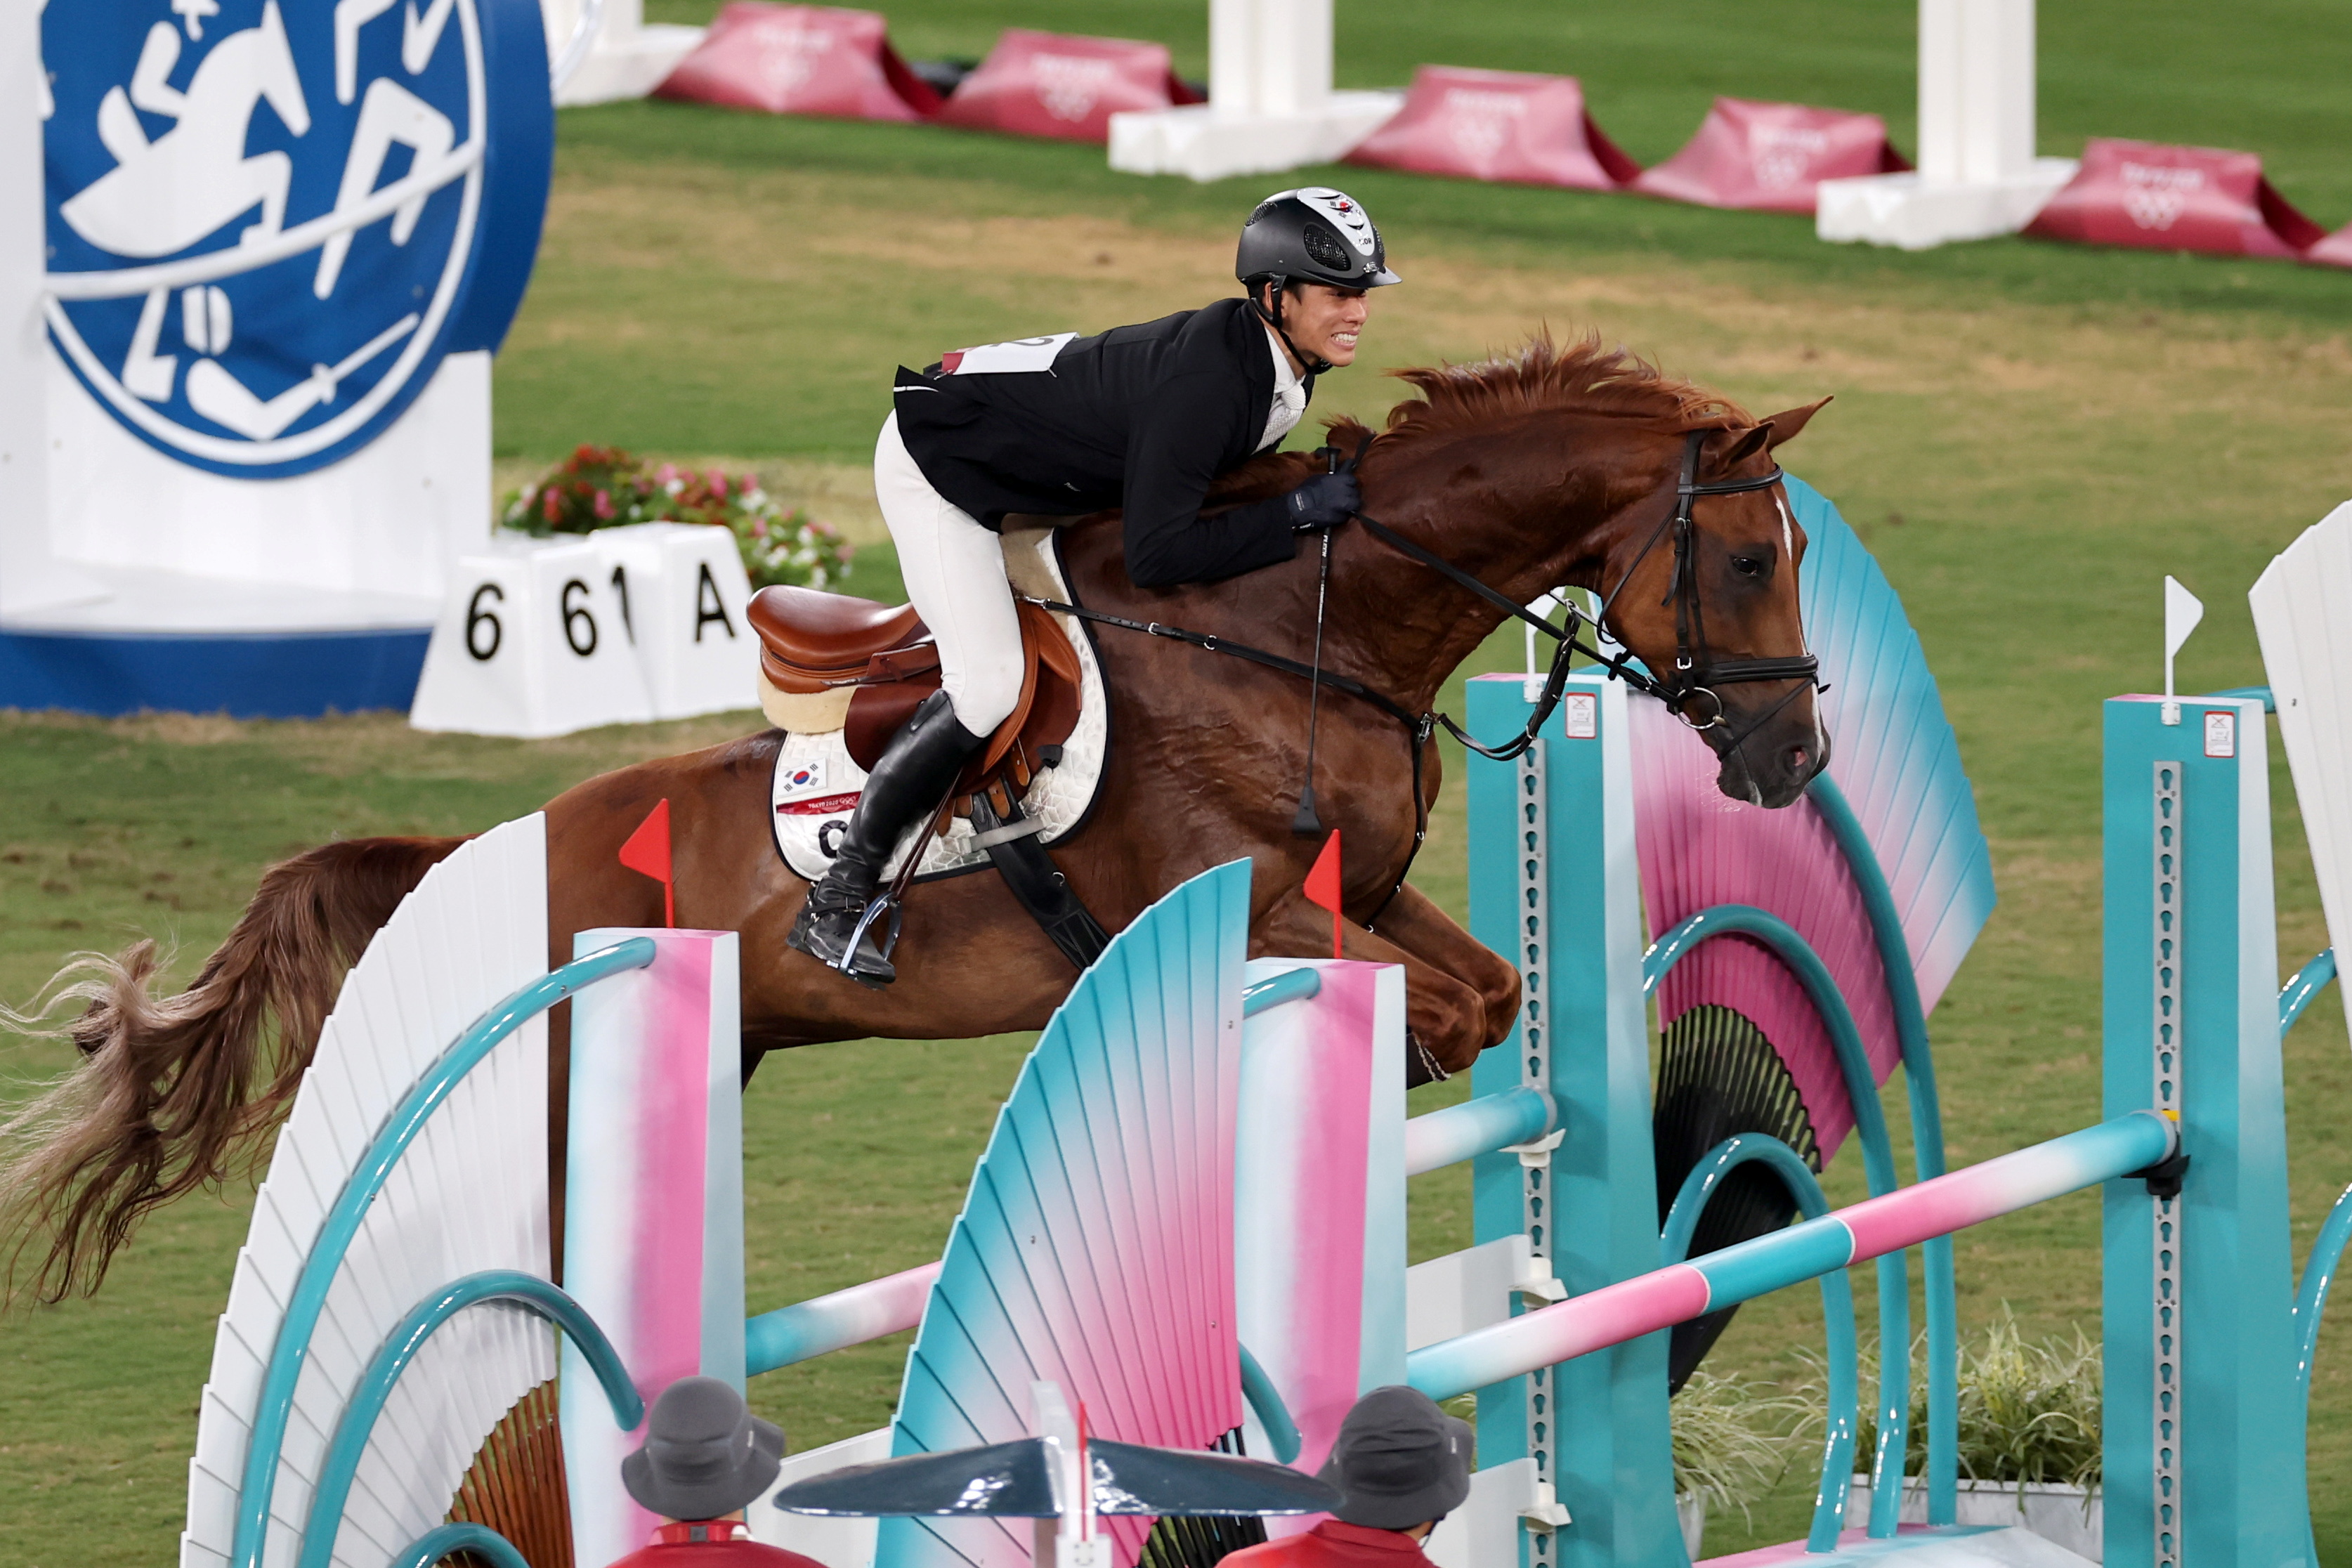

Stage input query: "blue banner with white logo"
[{"left": 42, "top": 0, "right": 553, "bottom": 478}]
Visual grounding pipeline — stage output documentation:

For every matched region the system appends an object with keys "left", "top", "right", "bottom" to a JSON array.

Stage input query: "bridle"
[
  {"left": 1350, "top": 425, "right": 1820, "bottom": 763},
  {"left": 1598, "top": 426, "right": 1822, "bottom": 731}
]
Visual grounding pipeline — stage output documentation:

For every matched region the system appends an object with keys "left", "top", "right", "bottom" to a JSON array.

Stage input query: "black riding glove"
[{"left": 1284, "top": 471, "right": 1359, "bottom": 533}]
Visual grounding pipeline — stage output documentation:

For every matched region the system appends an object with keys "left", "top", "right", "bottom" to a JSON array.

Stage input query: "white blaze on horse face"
[{"left": 1775, "top": 489, "right": 1795, "bottom": 567}]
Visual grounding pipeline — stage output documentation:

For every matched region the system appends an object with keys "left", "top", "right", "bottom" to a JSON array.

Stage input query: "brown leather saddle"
[{"left": 748, "top": 584, "right": 1084, "bottom": 824}]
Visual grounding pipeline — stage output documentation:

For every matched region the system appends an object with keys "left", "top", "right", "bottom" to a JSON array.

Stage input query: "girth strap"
[{"left": 968, "top": 791, "right": 1111, "bottom": 972}]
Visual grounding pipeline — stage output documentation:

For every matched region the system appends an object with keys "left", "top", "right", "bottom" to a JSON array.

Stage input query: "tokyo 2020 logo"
[{"left": 41, "top": 0, "right": 552, "bottom": 478}]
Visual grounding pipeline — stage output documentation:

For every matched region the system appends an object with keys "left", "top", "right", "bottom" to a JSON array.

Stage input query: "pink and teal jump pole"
[{"left": 1405, "top": 1111, "right": 2175, "bottom": 1401}]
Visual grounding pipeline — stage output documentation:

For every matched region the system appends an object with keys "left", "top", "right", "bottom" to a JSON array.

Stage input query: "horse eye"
[{"left": 1731, "top": 554, "right": 1765, "bottom": 578}]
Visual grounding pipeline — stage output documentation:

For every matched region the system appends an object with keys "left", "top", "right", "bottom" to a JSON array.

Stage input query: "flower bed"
[{"left": 502, "top": 444, "right": 854, "bottom": 591}]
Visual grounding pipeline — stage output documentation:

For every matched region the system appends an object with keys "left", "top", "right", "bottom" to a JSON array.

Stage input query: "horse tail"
[{"left": 0, "top": 835, "right": 464, "bottom": 1302}]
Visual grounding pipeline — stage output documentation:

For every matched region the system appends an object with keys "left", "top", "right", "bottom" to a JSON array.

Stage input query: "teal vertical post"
[
  {"left": 1468, "top": 674, "right": 1680, "bottom": 1568},
  {"left": 2101, "top": 695, "right": 2308, "bottom": 1568}
]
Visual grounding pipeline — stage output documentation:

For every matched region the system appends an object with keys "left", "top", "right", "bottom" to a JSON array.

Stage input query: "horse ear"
[
  {"left": 1759, "top": 396, "right": 1833, "bottom": 450},
  {"left": 1711, "top": 422, "right": 1777, "bottom": 469}
]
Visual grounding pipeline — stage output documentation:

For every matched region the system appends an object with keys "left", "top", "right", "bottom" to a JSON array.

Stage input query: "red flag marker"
[
  {"left": 619, "top": 798, "right": 675, "bottom": 927},
  {"left": 1302, "top": 830, "right": 1343, "bottom": 960}
]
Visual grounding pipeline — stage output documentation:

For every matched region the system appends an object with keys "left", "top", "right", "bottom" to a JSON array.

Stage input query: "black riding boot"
[{"left": 787, "top": 691, "right": 988, "bottom": 986}]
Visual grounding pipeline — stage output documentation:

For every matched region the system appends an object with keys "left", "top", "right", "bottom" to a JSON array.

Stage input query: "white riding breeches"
[{"left": 874, "top": 412, "right": 1026, "bottom": 736}]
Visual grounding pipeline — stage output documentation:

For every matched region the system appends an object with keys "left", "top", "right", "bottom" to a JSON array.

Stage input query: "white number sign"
[
  {"left": 410, "top": 526, "right": 759, "bottom": 736},
  {"left": 409, "top": 537, "right": 655, "bottom": 737},
  {"left": 587, "top": 522, "right": 757, "bottom": 720}
]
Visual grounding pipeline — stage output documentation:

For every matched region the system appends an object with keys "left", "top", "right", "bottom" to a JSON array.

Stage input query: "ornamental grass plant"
[
  {"left": 1809, "top": 1310, "right": 2103, "bottom": 1495},
  {"left": 1671, "top": 1367, "right": 1812, "bottom": 1525}
]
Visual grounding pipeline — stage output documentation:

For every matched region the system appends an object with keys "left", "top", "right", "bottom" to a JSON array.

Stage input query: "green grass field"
[{"left": 8, "top": 2, "right": 2352, "bottom": 1562}]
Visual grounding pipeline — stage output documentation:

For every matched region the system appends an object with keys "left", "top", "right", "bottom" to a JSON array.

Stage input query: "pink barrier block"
[
  {"left": 1347, "top": 66, "right": 1640, "bottom": 190},
  {"left": 2026, "top": 138, "right": 2326, "bottom": 260},
  {"left": 1633, "top": 98, "right": 1909, "bottom": 215},
  {"left": 938, "top": 28, "right": 1200, "bottom": 144},
  {"left": 2307, "top": 221, "right": 2352, "bottom": 269},
  {"left": 655, "top": 3, "right": 939, "bottom": 120}
]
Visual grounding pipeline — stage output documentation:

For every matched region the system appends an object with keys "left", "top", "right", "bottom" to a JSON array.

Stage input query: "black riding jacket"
[{"left": 891, "top": 298, "right": 1306, "bottom": 589}]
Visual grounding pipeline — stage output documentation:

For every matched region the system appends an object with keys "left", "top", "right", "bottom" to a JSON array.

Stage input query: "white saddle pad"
[{"left": 769, "top": 529, "right": 1108, "bottom": 884}]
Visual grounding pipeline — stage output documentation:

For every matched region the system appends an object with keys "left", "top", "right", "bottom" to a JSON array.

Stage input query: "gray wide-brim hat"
[
  {"left": 622, "top": 1376, "right": 787, "bottom": 1522},
  {"left": 1315, "top": 1386, "right": 1474, "bottom": 1531}
]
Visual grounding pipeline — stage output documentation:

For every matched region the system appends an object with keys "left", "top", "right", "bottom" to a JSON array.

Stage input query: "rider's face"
[{"left": 1269, "top": 282, "right": 1372, "bottom": 369}]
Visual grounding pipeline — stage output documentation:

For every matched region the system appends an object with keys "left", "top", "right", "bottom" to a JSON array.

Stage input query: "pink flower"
[
  {"left": 542, "top": 491, "right": 561, "bottom": 523},
  {"left": 710, "top": 472, "right": 729, "bottom": 500},
  {"left": 655, "top": 463, "right": 680, "bottom": 486},
  {"left": 593, "top": 488, "right": 615, "bottom": 520}
]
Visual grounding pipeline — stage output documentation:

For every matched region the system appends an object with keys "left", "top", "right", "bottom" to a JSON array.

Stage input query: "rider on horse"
[{"left": 786, "top": 187, "right": 1402, "bottom": 986}]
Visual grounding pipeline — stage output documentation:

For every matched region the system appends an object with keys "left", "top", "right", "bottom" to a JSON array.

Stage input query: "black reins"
[{"left": 1028, "top": 426, "right": 1821, "bottom": 923}]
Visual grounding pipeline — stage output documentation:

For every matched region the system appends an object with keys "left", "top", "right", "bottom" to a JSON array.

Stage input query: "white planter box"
[{"left": 1846, "top": 1477, "right": 2101, "bottom": 1561}]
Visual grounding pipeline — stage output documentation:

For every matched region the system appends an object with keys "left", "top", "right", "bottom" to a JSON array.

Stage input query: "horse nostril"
[{"left": 1786, "top": 746, "right": 1809, "bottom": 774}]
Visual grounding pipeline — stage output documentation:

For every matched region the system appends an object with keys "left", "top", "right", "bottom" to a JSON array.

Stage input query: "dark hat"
[
  {"left": 622, "top": 1377, "right": 786, "bottom": 1522},
  {"left": 1314, "top": 1387, "right": 1473, "bottom": 1531}
]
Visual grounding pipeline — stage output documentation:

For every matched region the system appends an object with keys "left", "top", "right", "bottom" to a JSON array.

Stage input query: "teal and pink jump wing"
[
  {"left": 1631, "top": 476, "right": 1994, "bottom": 1155},
  {"left": 880, "top": 862, "right": 1252, "bottom": 1568}
]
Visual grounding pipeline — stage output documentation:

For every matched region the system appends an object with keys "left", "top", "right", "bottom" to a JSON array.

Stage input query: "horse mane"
[
  {"left": 1366, "top": 332, "right": 1750, "bottom": 450},
  {"left": 1209, "top": 332, "right": 1750, "bottom": 502}
]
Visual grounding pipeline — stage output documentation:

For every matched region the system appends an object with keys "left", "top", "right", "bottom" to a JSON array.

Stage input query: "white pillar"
[
  {"left": 1917, "top": 0, "right": 2036, "bottom": 184},
  {"left": 540, "top": 0, "right": 706, "bottom": 107},
  {"left": 1111, "top": 0, "right": 1399, "bottom": 182},
  {"left": 1816, "top": 0, "right": 2077, "bottom": 249}
]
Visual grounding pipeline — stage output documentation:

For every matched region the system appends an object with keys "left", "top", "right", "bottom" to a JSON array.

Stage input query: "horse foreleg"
[
  {"left": 1250, "top": 887, "right": 1496, "bottom": 1085},
  {"left": 1364, "top": 884, "right": 1521, "bottom": 1073}
]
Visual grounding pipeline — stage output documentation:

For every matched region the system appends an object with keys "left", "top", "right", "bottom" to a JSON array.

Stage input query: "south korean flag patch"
[{"left": 778, "top": 757, "right": 828, "bottom": 799}]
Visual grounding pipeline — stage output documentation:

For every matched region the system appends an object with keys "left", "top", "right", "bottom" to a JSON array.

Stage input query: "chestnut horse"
[{"left": 0, "top": 337, "right": 1830, "bottom": 1300}]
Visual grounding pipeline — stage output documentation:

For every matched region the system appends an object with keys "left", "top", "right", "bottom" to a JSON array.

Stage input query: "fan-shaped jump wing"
[
  {"left": 180, "top": 817, "right": 554, "bottom": 1568},
  {"left": 1632, "top": 477, "right": 1994, "bottom": 1158},
  {"left": 879, "top": 861, "right": 1253, "bottom": 1568}
]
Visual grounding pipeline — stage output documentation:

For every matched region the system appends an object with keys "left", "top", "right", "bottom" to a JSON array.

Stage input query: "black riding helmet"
[{"left": 1237, "top": 187, "right": 1400, "bottom": 374}]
